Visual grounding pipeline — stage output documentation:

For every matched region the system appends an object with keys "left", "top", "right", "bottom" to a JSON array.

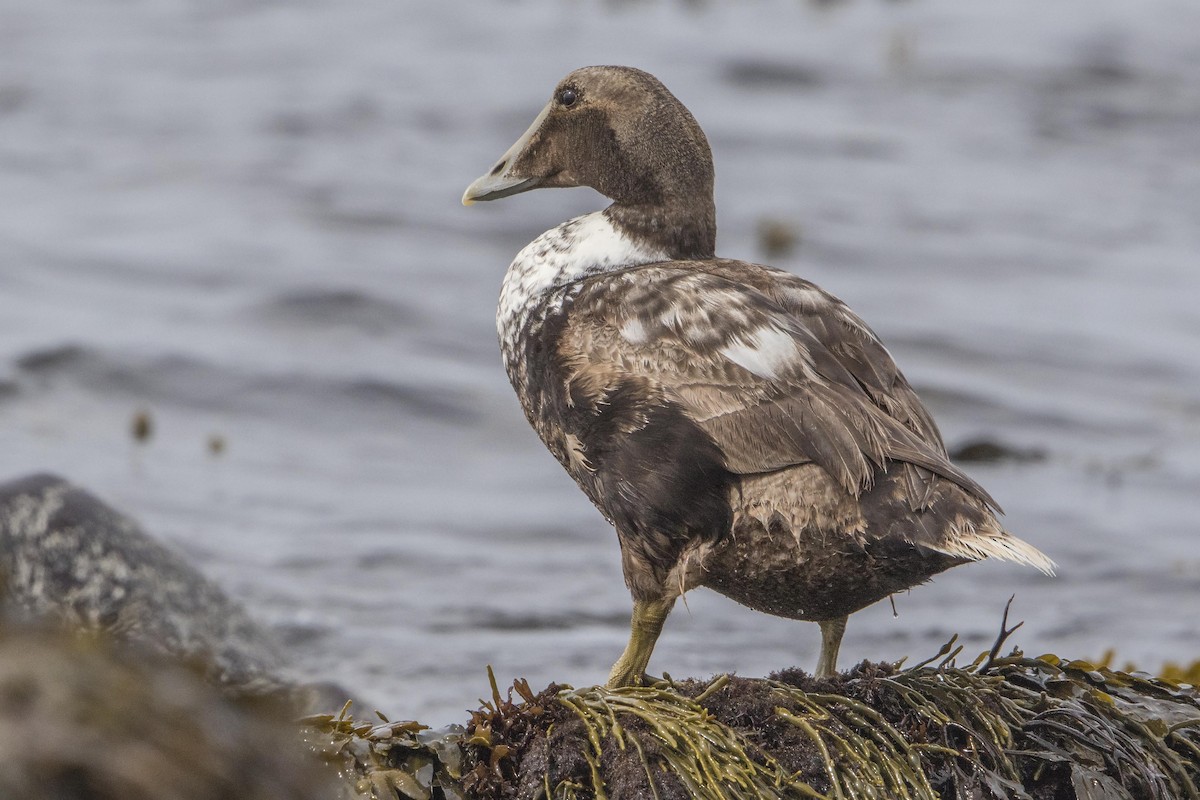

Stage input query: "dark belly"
[{"left": 697, "top": 466, "right": 963, "bottom": 621}]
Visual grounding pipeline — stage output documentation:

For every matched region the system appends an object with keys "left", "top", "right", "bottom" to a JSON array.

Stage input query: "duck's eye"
[{"left": 557, "top": 88, "right": 579, "bottom": 108}]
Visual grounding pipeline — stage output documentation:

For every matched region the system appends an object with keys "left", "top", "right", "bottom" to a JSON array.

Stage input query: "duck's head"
[{"left": 463, "top": 66, "right": 716, "bottom": 258}]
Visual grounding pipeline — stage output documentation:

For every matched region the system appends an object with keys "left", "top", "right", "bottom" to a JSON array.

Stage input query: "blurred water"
[{"left": 1, "top": 0, "right": 1198, "bottom": 724}]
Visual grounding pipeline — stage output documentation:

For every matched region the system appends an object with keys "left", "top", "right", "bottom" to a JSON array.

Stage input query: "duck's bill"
[
  {"left": 461, "top": 174, "right": 542, "bottom": 205},
  {"left": 462, "top": 102, "right": 551, "bottom": 206}
]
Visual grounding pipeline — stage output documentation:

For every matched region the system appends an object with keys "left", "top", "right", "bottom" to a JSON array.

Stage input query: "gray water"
[{"left": 1, "top": 0, "right": 1198, "bottom": 724}]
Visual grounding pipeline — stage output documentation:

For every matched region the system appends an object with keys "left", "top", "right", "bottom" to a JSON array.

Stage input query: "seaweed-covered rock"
[
  {"left": 0, "top": 625, "right": 336, "bottom": 800},
  {"left": 0, "top": 473, "right": 283, "bottom": 690},
  {"left": 442, "top": 647, "right": 1200, "bottom": 800}
]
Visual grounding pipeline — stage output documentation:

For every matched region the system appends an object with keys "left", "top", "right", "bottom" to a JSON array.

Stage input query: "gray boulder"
[{"left": 0, "top": 473, "right": 284, "bottom": 690}]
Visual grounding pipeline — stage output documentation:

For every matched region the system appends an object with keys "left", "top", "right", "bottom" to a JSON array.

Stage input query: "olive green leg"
[
  {"left": 606, "top": 598, "right": 675, "bottom": 688},
  {"left": 816, "top": 616, "right": 848, "bottom": 679}
]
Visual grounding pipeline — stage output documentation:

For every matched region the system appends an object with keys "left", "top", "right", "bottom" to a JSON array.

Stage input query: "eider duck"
[{"left": 463, "top": 66, "right": 1054, "bottom": 687}]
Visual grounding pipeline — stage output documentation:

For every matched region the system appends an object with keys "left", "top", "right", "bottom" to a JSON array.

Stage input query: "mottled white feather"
[{"left": 497, "top": 211, "right": 667, "bottom": 357}]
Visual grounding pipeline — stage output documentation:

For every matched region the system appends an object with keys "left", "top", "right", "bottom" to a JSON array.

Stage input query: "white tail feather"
[{"left": 933, "top": 521, "right": 1056, "bottom": 576}]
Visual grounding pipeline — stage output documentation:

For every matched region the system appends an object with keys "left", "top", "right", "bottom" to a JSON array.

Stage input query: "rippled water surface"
[{"left": 1, "top": 0, "right": 1198, "bottom": 723}]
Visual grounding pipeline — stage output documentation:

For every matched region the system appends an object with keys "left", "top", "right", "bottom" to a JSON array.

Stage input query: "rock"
[
  {"left": 0, "top": 473, "right": 283, "bottom": 690},
  {"left": 0, "top": 625, "right": 338, "bottom": 800}
]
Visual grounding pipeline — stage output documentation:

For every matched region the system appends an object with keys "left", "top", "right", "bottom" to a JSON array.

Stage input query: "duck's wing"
[
  {"left": 695, "top": 260, "right": 968, "bottom": 513},
  {"left": 698, "top": 260, "right": 945, "bottom": 448},
  {"left": 559, "top": 263, "right": 998, "bottom": 511}
]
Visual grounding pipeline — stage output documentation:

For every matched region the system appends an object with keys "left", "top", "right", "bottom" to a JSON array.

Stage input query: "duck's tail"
[{"left": 933, "top": 517, "right": 1057, "bottom": 576}]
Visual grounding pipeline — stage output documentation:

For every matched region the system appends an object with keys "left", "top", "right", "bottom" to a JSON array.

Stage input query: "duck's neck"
[{"left": 606, "top": 198, "right": 716, "bottom": 261}]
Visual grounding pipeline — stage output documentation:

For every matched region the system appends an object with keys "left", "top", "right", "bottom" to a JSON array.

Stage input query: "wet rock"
[
  {"left": 0, "top": 473, "right": 284, "bottom": 690},
  {"left": 0, "top": 626, "right": 337, "bottom": 800},
  {"left": 0, "top": 474, "right": 365, "bottom": 716}
]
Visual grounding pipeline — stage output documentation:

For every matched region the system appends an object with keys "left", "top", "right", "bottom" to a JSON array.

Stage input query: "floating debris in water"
[
  {"left": 755, "top": 217, "right": 801, "bottom": 259},
  {"left": 131, "top": 409, "right": 154, "bottom": 443}
]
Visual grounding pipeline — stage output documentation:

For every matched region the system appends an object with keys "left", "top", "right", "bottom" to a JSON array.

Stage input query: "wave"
[
  {"left": 9, "top": 343, "right": 479, "bottom": 425},
  {"left": 253, "top": 288, "right": 417, "bottom": 334}
]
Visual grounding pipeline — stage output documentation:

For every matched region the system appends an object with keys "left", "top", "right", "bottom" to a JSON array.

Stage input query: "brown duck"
[{"left": 463, "top": 66, "right": 1054, "bottom": 687}]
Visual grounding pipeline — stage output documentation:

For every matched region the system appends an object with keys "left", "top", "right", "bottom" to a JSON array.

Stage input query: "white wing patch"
[{"left": 719, "top": 325, "right": 803, "bottom": 380}]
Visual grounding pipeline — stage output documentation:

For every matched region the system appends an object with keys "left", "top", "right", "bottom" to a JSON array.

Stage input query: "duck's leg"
[
  {"left": 606, "top": 597, "right": 675, "bottom": 688},
  {"left": 815, "top": 616, "right": 848, "bottom": 678}
]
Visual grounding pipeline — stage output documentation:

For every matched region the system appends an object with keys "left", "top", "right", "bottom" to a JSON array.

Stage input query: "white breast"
[{"left": 496, "top": 211, "right": 668, "bottom": 352}]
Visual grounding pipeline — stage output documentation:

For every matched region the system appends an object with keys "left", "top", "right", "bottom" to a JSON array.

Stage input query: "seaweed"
[
  {"left": 302, "top": 701, "right": 466, "bottom": 800},
  {"left": 448, "top": 639, "right": 1200, "bottom": 799},
  {"left": 307, "top": 629, "right": 1200, "bottom": 800}
]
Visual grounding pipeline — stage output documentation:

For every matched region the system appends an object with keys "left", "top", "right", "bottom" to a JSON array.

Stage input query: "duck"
[{"left": 462, "top": 65, "right": 1054, "bottom": 688}]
